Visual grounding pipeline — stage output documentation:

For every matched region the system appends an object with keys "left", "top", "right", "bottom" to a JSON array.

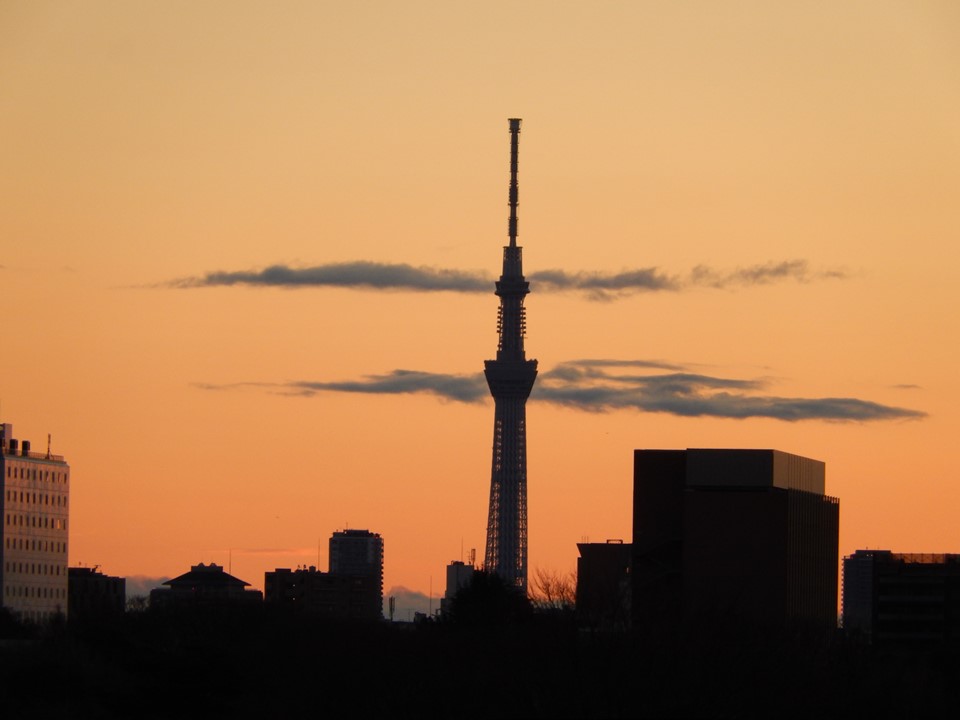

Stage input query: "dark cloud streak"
[
  {"left": 196, "top": 360, "right": 923, "bottom": 422},
  {"left": 169, "top": 262, "right": 491, "bottom": 293},
  {"left": 197, "top": 371, "right": 488, "bottom": 404},
  {"left": 165, "top": 259, "right": 846, "bottom": 299}
]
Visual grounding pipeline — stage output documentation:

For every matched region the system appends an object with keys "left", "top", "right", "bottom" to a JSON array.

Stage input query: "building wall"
[
  {"left": 632, "top": 450, "right": 686, "bottom": 629},
  {"left": 440, "top": 561, "right": 475, "bottom": 616},
  {"left": 682, "top": 489, "right": 789, "bottom": 626},
  {"left": 1, "top": 424, "right": 70, "bottom": 623},
  {"left": 576, "top": 542, "right": 631, "bottom": 629},
  {"left": 785, "top": 488, "right": 839, "bottom": 626},
  {"left": 68, "top": 567, "right": 125, "bottom": 621}
]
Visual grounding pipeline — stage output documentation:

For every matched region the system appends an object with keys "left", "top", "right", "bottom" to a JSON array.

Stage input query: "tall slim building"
[
  {"left": 484, "top": 119, "right": 538, "bottom": 593},
  {"left": 329, "top": 528, "right": 384, "bottom": 619},
  {"left": 1, "top": 422, "right": 71, "bottom": 622}
]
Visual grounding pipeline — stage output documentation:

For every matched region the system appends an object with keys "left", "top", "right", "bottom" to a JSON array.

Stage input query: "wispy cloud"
[
  {"left": 688, "top": 259, "right": 846, "bottom": 289},
  {"left": 162, "top": 259, "right": 845, "bottom": 299},
  {"left": 534, "top": 360, "right": 921, "bottom": 421},
  {"left": 167, "top": 262, "right": 491, "bottom": 292},
  {"left": 196, "top": 359, "right": 923, "bottom": 422},
  {"left": 527, "top": 268, "right": 678, "bottom": 298},
  {"left": 194, "top": 370, "right": 489, "bottom": 404}
]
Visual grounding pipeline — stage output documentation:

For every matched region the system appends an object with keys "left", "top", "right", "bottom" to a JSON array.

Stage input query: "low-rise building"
[
  {"left": 150, "top": 563, "right": 261, "bottom": 608},
  {"left": 576, "top": 541, "right": 631, "bottom": 629},
  {"left": 68, "top": 566, "right": 125, "bottom": 621},
  {"left": 843, "top": 550, "right": 960, "bottom": 644},
  {"left": 265, "top": 566, "right": 380, "bottom": 620}
]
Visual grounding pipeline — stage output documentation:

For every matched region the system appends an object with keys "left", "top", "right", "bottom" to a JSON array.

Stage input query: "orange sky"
[{"left": 2, "top": 1, "right": 959, "bottom": 601}]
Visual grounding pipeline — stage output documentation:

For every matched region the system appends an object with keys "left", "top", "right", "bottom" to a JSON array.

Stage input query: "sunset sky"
[{"left": 2, "top": 1, "right": 959, "bottom": 606}]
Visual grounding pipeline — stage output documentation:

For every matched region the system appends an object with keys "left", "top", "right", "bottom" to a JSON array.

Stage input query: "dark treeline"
[{"left": 2, "top": 602, "right": 960, "bottom": 718}]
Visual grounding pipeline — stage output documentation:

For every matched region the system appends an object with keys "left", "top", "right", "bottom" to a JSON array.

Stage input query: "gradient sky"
[{"left": 2, "top": 1, "right": 959, "bottom": 600}]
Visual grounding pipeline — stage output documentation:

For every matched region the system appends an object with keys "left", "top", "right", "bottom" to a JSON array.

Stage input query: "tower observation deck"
[{"left": 484, "top": 118, "right": 537, "bottom": 593}]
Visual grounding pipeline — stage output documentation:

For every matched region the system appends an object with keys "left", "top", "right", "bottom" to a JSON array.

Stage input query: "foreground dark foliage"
[{"left": 2, "top": 605, "right": 960, "bottom": 718}]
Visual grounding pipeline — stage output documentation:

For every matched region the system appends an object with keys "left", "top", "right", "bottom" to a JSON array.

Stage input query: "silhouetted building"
[
  {"left": 149, "top": 563, "right": 261, "bottom": 608},
  {"left": 576, "top": 540, "right": 632, "bottom": 629},
  {"left": 842, "top": 550, "right": 960, "bottom": 644},
  {"left": 484, "top": 118, "right": 538, "bottom": 593},
  {"left": 1, "top": 422, "right": 70, "bottom": 623},
  {"left": 440, "top": 560, "right": 475, "bottom": 615},
  {"left": 633, "top": 449, "right": 839, "bottom": 631},
  {"left": 329, "top": 529, "right": 383, "bottom": 619},
  {"left": 68, "top": 566, "right": 125, "bottom": 621},
  {"left": 265, "top": 566, "right": 381, "bottom": 621}
]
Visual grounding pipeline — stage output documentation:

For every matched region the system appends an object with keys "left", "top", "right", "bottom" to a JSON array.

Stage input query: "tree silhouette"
[{"left": 445, "top": 570, "right": 532, "bottom": 626}]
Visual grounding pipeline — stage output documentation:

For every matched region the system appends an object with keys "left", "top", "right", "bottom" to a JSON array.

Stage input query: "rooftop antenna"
[
  {"left": 47, "top": 433, "right": 52, "bottom": 459},
  {"left": 507, "top": 118, "right": 521, "bottom": 248}
]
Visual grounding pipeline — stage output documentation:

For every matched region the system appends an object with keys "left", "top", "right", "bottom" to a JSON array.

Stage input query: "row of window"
[
  {"left": 4, "top": 514, "right": 67, "bottom": 530},
  {"left": 4, "top": 489, "right": 67, "bottom": 507},
  {"left": 3, "top": 584, "right": 66, "bottom": 600},
  {"left": 4, "top": 561, "right": 65, "bottom": 577},
  {"left": 4, "top": 537, "right": 67, "bottom": 553},
  {"left": 16, "top": 610, "right": 63, "bottom": 623},
  {"left": 4, "top": 466, "right": 67, "bottom": 483}
]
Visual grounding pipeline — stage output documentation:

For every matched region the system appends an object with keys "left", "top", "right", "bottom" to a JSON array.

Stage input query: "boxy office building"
[{"left": 633, "top": 449, "right": 839, "bottom": 631}]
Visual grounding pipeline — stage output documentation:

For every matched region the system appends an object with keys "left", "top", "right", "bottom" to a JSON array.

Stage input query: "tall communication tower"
[{"left": 483, "top": 118, "right": 538, "bottom": 593}]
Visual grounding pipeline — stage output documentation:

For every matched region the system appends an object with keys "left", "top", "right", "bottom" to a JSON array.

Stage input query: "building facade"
[
  {"left": 1, "top": 423, "right": 70, "bottom": 623},
  {"left": 842, "top": 550, "right": 960, "bottom": 644},
  {"left": 576, "top": 541, "right": 632, "bottom": 630},
  {"left": 440, "top": 560, "right": 476, "bottom": 616},
  {"left": 265, "top": 566, "right": 381, "bottom": 621},
  {"left": 329, "top": 529, "right": 383, "bottom": 619},
  {"left": 484, "top": 118, "right": 538, "bottom": 593},
  {"left": 68, "top": 566, "right": 126, "bottom": 621},
  {"left": 633, "top": 449, "right": 839, "bottom": 631}
]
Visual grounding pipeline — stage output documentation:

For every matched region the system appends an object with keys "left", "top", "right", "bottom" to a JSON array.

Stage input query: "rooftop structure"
[{"left": 484, "top": 118, "right": 538, "bottom": 593}]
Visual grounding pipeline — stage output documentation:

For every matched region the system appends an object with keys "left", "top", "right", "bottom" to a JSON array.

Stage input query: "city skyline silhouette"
[{"left": 1, "top": 2, "right": 954, "bottom": 607}]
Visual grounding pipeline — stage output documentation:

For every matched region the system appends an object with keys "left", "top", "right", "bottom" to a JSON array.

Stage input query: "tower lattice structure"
[{"left": 484, "top": 118, "right": 537, "bottom": 593}]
